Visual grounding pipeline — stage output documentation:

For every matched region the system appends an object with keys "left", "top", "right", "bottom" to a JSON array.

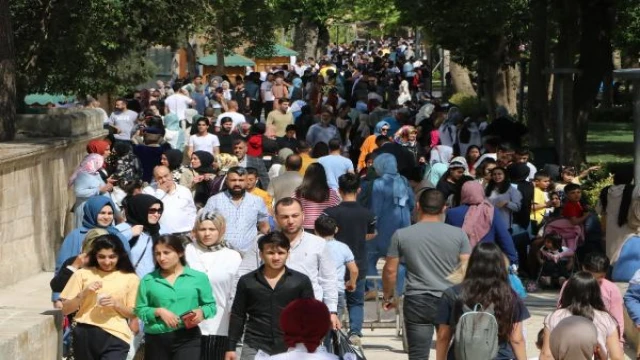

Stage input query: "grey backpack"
[{"left": 454, "top": 303, "right": 499, "bottom": 360}]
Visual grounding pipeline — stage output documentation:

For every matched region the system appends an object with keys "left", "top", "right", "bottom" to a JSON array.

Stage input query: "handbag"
[{"left": 329, "top": 329, "right": 367, "bottom": 360}]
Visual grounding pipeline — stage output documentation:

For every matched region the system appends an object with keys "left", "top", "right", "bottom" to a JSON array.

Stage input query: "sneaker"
[{"left": 348, "top": 334, "right": 362, "bottom": 347}]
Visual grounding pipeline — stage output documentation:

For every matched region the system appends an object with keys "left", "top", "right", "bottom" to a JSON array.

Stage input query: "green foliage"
[
  {"left": 448, "top": 93, "right": 484, "bottom": 117},
  {"left": 581, "top": 171, "right": 612, "bottom": 207},
  {"left": 614, "top": 0, "right": 640, "bottom": 55}
]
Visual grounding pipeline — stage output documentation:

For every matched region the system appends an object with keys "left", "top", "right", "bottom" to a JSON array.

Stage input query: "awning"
[
  {"left": 270, "top": 44, "right": 298, "bottom": 57},
  {"left": 197, "top": 53, "right": 255, "bottom": 67},
  {"left": 24, "top": 93, "right": 75, "bottom": 105}
]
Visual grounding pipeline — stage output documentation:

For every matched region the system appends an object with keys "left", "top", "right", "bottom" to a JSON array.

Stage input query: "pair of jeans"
[
  {"left": 366, "top": 238, "right": 406, "bottom": 295},
  {"left": 403, "top": 293, "right": 440, "bottom": 360},
  {"left": 239, "top": 343, "right": 259, "bottom": 360},
  {"left": 73, "top": 323, "right": 130, "bottom": 360},
  {"left": 345, "top": 278, "right": 366, "bottom": 336}
]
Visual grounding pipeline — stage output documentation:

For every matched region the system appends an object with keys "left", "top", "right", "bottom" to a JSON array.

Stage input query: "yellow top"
[
  {"left": 61, "top": 268, "right": 139, "bottom": 343},
  {"left": 530, "top": 187, "right": 547, "bottom": 222},
  {"left": 357, "top": 134, "right": 379, "bottom": 171},
  {"left": 250, "top": 187, "right": 274, "bottom": 214},
  {"left": 299, "top": 153, "right": 316, "bottom": 176}
]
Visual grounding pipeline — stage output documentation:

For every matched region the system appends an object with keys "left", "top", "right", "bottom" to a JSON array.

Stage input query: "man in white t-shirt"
[
  {"left": 260, "top": 73, "right": 275, "bottom": 115},
  {"left": 164, "top": 88, "right": 194, "bottom": 120},
  {"left": 143, "top": 166, "right": 197, "bottom": 235},
  {"left": 108, "top": 98, "right": 138, "bottom": 141},
  {"left": 188, "top": 117, "right": 220, "bottom": 158},
  {"left": 215, "top": 100, "right": 246, "bottom": 130}
]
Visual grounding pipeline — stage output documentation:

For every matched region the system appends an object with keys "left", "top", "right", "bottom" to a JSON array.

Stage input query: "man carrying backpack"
[{"left": 382, "top": 189, "right": 471, "bottom": 359}]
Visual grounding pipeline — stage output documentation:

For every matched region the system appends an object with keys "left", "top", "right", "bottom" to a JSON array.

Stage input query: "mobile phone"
[{"left": 180, "top": 310, "right": 197, "bottom": 329}]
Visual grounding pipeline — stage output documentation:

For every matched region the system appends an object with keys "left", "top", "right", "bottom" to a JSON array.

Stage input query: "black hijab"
[
  {"left": 164, "top": 149, "right": 183, "bottom": 171},
  {"left": 125, "top": 194, "right": 162, "bottom": 241},
  {"left": 193, "top": 151, "right": 216, "bottom": 175}
]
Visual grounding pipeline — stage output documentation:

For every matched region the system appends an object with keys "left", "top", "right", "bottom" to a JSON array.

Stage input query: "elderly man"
[
  {"left": 203, "top": 166, "right": 270, "bottom": 253},
  {"left": 232, "top": 139, "right": 269, "bottom": 189},
  {"left": 142, "top": 165, "right": 197, "bottom": 237}
]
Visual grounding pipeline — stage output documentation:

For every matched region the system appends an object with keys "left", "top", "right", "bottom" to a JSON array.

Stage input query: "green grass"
[{"left": 586, "top": 122, "right": 633, "bottom": 164}]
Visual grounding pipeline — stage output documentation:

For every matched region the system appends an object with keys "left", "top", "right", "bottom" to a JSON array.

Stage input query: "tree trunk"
[
  {"left": 480, "top": 36, "right": 508, "bottom": 119},
  {"left": 495, "top": 64, "right": 519, "bottom": 115},
  {"left": 571, "top": 0, "right": 615, "bottom": 165},
  {"left": 293, "top": 17, "right": 319, "bottom": 60},
  {"left": 316, "top": 23, "right": 330, "bottom": 60},
  {"left": 0, "top": 0, "right": 16, "bottom": 141},
  {"left": 215, "top": 39, "right": 225, "bottom": 76},
  {"left": 527, "top": 0, "right": 550, "bottom": 146},
  {"left": 449, "top": 61, "right": 477, "bottom": 96}
]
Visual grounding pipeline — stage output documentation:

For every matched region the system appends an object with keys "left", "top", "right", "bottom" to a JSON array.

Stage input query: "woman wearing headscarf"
[
  {"left": 233, "top": 122, "right": 252, "bottom": 141},
  {"left": 185, "top": 212, "right": 242, "bottom": 360},
  {"left": 118, "top": 194, "right": 164, "bottom": 279},
  {"left": 548, "top": 316, "right": 599, "bottom": 360},
  {"left": 86, "top": 139, "right": 111, "bottom": 158},
  {"left": 69, "top": 153, "right": 115, "bottom": 228},
  {"left": 161, "top": 149, "right": 192, "bottom": 188},
  {"left": 189, "top": 151, "right": 219, "bottom": 208},
  {"left": 357, "top": 120, "right": 390, "bottom": 171},
  {"left": 421, "top": 162, "right": 448, "bottom": 189},
  {"left": 445, "top": 181, "right": 518, "bottom": 264},
  {"left": 367, "top": 154, "right": 414, "bottom": 297},
  {"left": 429, "top": 145, "right": 453, "bottom": 166},
  {"left": 256, "top": 299, "right": 338, "bottom": 360},
  {"left": 288, "top": 77, "right": 305, "bottom": 102},
  {"left": 394, "top": 125, "right": 424, "bottom": 165},
  {"left": 54, "top": 196, "right": 133, "bottom": 302}
]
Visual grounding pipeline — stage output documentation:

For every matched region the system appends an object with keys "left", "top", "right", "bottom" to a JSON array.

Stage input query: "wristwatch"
[{"left": 330, "top": 311, "right": 338, "bottom": 315}]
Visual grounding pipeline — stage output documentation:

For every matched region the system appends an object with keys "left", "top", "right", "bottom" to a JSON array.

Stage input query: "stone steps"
[{"left": 0, "top": 272, "right": 61, "bottom": 360}]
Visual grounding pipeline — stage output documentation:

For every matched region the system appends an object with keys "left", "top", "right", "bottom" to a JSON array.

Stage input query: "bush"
[
  {"left": 592, "top": 106, "right": 632, "bottom": 123},
  {"left": 448, "top": 93, "right": 485, "bottom": 118}
]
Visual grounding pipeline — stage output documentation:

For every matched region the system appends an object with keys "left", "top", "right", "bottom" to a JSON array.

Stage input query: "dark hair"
[
  {"left": 314, "top": 215, "right": 337, "bottom": 237},
  {"left": 485, "top": 167, "right": 511, "bottom": 195},
  {"left": 258, "top": 232, "right": 291, "bottom": 252},
  {"left": 274, "top": 197, "right": 303, "bottom": 215},
  {"left": 87, "top": 234, "right": 136, "bottom": 273},
  {"left": 285, "top": 124, "right": 297, "bottom": 132},
  {"left": 559, "top": 272, "right": 607, "bottom": 321},
  {"left": 196, "top": 117, "right": 210, "bottom": 126},
  {"left": 245, "top": 167, "right": 259, "bottom": 177},
  {"left": 475, "top": 158, "right": 497, "bottom": 179},
  {"left": 297, "top": 140, "right": 311, "bottom": 152},
  {"left": 564, "top": 183, "right": 581, "bottom": 194},
  {"left": 227, "top": 166, "right": 248, "bottom": 176},
  {"left": 295, "top": 163, "right": 330, "bottom": 202},
  {"left": 278, "top": 98, "right": 290, "bottom": 104},
  {"left": 582, "top": 252, "right": 610, "bottom": 274},
  {"left": 600, "top": 165, "right": 634, "bottom": 227},
  {"left": 536, "top": 328, "right": 544, "bottom": 348},
  {"left": 220, "top": 116, "right": 233, "bottom": 124},
  {"left": 515, "top": 147, "right": 530, "bottom": 156},
  {"left": 285, "top": 154, "right": 302, "bottom": 171},
  {"left": 311, "top": 142, "right": 329, "bottom": 158},
  {"left": 328, "top": 138, "right": 341, "bottom": 151},
  {"left": 418, "top": 188, "right": 445, "bottom": 215},
  {"left": 153, "top": 235, "right": 187, "bottom": 269},
  {"left": 543, "top": 233, "right": 563, "bottom": 250},
  {"left": 375, "top": 135, "right": 389, "bottom": 147},
  {"left": 534, "top": 170, "right": 550, "bottom": 181},
  {"left": 232, "top": 138, "right": 247, "bottom": 147},
  {"left": 497, "top": 142, "right": 514, "bottom": 152},
  {"left": 460, "top": 243, "right": 517, "bottom": 342},
  {"left": 465, "top": 145, "right": 481, "bottom": 164},
  {"left": 338, "top": 173, "right": 360, "bottom": 194}
]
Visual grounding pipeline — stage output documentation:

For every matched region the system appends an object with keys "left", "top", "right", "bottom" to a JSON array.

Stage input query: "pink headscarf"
[
  {"left": 461, "top": 181, "right": 494, "bottom": 247},
  {"left": 68, "top": 153, "right": 104, "bottom": 187}
]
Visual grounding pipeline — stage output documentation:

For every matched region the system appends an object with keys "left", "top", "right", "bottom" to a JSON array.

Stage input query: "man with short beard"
[
  {"left": 237, "top": 197, "right": 341, "bottom": 332},
  {"left": 215, "top": 117, "right": 235, "bottom": 154},
  {"left": 203, "top": 167, "right": 270, "bottom": 253}
]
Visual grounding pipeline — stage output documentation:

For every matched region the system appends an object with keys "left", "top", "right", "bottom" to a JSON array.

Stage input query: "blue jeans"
[
  {"left": 346, "top": 279, "right": 365, "bottom": 337},
  {"left": 366, "top": 238, "right": 406, "bottom": 295}
]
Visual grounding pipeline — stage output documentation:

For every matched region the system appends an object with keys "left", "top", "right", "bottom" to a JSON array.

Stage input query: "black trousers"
[
  {"left": 145, "top": 327, "right": 201, "bottom": 360},
  {"left": 73, "top": 323, "right": 129, "bottom": 360},
  {"left": 201, "top": 335, "right": 229, "bottom": 360}
]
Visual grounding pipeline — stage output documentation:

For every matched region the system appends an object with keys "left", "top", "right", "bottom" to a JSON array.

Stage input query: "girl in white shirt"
[{"left": 185, "top": 212, "right": 242, "bottom": 360}]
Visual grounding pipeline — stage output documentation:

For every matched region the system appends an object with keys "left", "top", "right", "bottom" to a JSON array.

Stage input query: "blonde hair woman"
[{"left": 185, "top": 212, "right": 242, "bottom": 360}]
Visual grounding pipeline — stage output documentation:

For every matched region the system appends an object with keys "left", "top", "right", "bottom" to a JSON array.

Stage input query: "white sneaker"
[{"left": 348, "top": 334, "right": 362, "bottom": 347}]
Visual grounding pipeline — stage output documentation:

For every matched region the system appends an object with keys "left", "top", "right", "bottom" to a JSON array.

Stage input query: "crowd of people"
[{"left": 52, "top": 37, "right": 640, "bottom": 360}]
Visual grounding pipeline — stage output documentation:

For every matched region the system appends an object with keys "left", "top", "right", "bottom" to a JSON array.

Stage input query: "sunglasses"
[
  {"left": 148, "top": 208, "right": 163, "bottom": 214},
  {"left": 381, "top": 128, "right": 389, "bottom": 132}
]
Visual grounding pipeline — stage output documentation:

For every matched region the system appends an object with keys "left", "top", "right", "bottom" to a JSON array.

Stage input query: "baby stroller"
[{"left": 534, "top": 218, "right": 583, "bottom": 288}]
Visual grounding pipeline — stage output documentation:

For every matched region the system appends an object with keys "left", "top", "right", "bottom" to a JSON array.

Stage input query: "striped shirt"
[{"left": 293, "top": 189, "right": 341, "bottom": 230}]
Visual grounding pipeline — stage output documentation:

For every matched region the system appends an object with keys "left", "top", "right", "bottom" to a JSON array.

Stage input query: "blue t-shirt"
[
  {"left": 317, "top": 155, "right": 354, "bottom": 190},
  {"left": 325, "top": 239, "right": 355, "bottom": 292}
]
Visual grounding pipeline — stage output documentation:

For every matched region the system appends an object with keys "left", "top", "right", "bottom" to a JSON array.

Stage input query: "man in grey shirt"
[
  {"left": 382, "top": 189, "right": 470, "bottom": 360},
  {"left": 108, "top": 98, "right": 138, "bottom": 142}
]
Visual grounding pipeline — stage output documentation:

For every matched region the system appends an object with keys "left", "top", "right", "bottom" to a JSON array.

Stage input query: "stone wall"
[{"left": 0, "top": 109, "right": 106, "bottom": 288}]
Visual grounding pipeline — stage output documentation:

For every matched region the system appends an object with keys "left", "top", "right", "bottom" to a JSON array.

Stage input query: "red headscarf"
[
  {"left": 280, "top": 299, "right": 331, "bottom": 353},
  {"left": 86, "top": 140, "right": 110, "bottom": 155}
]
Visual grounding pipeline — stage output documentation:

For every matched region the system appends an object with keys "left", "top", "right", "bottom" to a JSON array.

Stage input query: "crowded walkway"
[{"left": 49, "top": 38, "right": 640, "bottom": 360}]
